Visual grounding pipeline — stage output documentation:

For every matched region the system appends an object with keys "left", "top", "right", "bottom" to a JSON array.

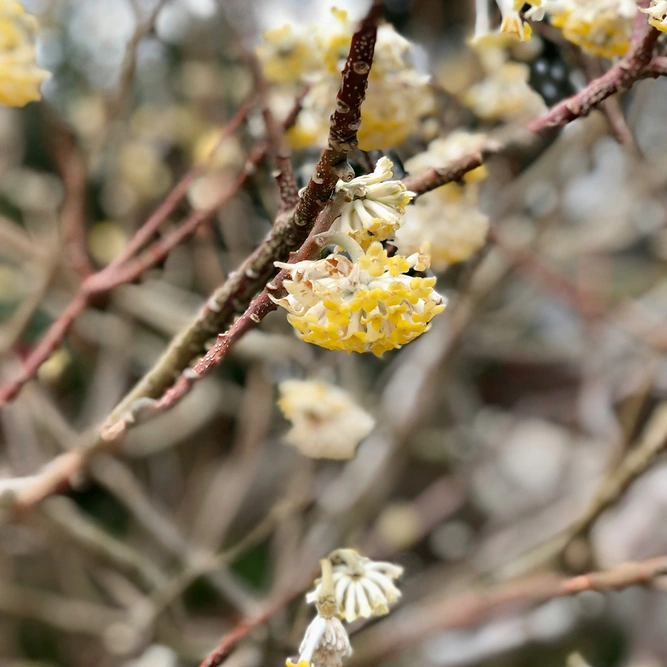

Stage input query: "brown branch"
[
  {"left": 0, "top": 1, "right": 382, "bottom": 510},
  {"left": 404, "top": 14, "right": 660, "bottom": 198},
  {"left": 107, "top": 0, "right": 169, "bottom": 121},
  {"left": 101, "top": 3, "right": 382, "bottom": 432},
  {"left": 0, "top": 97, "right": 256, "bottom": 407},
  {"left": 47, "top": 117, "right": 94, "bottom": 278},
  {"left": 139, "top": 193, "right": 350, "bottom": 424},
  {"left": 241, "top": 40, "right": 300, "bottom": 213},
  {"left": 349, "top": 556, "right": 667, "bottom": 666}
]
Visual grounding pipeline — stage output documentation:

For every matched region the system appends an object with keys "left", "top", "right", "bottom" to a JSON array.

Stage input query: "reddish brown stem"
[
  {"left": 0, "top": 98, "right": 256, "bottom": 406},
  {"left": 349, "top": 556, "right": 667, "bottom": 666}
]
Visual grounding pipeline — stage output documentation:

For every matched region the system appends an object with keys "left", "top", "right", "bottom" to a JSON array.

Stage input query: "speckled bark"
[{"left": 105, "top": 3, "right": 383, "bottom": 429}]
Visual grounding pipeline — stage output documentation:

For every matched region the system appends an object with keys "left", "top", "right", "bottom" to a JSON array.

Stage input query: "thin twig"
[
  {"left": 348, "top": 555, "right": 667, "bottom": 666},
  {"left": 0, "top": 98, "right": 256, "bottom": 407}
]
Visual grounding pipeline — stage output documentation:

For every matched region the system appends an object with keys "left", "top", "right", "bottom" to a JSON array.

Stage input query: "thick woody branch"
[
  {"left": 0, "top": 2, "right": 383, "bottom": 509},
  {"left": 119, "top": 193, "right": 351, "bottom": 429},
  {"left": 103, "top": 3, "right": 382, "bottom": 431}
]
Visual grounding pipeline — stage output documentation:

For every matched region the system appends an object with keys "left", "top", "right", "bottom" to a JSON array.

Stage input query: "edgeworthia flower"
[
  {"left": 394, "top": 131, "right": 490, "bottom": 269},
  {"left": 0, "top": 0, "right": 49, "bottom": 107},
  {"left": 287, "top": 559, "right": 352, "bottom": 667},
  {"left": 271, "top": 239, "right": 444, "bottom": 357},
  {"left": 286, "top": 615, "right": 352, "bottom": 667},
  {"left": 277, "top": 380, "right": 375, "bottom": 460},
  {"left": 640, "top": 1, "right": 667, "bottom": 32},
  {"left": 307, "top": 549, "right": 404, "bottom": 623},
  {"left": 526, "top": 0, "right": 637, "bottom": 57},
  {"left": 331, "top": 156, "right": 415, "bottom": 248},
  {"left": 258, "top": 8, "right": 433, "bottom": 150}
]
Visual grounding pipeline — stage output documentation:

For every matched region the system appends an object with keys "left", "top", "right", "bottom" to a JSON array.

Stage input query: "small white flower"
[
  {"left": 497, "top": 0, "right": 531, "bottom": 41},
  {"left": 306, "top": 550, "right": 404, "bottom": 623},
  {"left": 332, "top": 157, "right": 415, "bottom": 248},
  {"left": 286, "top": 614, "right": 352, "bottom": 667}
]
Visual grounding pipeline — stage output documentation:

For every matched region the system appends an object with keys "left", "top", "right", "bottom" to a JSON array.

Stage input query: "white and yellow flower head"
[
  {"left": 272, "top": 239, "right": 445, "bottom": 357},
  {"left": 0, "top": 0, "right": 49, "bottom": 107},
  {"left": 332, "top": 156, "right": 414, "bottom": 248},
  {"left": 256, "top": 23, "right": 319, "bottom": 85},
  {"left": 306, "top": 549, "right": 404, "bottom": 623},
  {"left": 405, "top": 131, "right": 488, "bottom": 183},
  {"left": 527, "top": 0, "right": 637, "bottom": 58},
  {"left": 259, "top": 8, "right": 433, "bottom": 151},
  {"left": 640, "top": 1, "right": 667, "bottom": 32},
  {"left": 277, "top": 380, "right": 375, "bottom": 460}
]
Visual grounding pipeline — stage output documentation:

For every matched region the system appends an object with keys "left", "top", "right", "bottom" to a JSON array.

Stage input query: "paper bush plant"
[{"left": 2, "top": 2, "right": 667, "bottom": 667}]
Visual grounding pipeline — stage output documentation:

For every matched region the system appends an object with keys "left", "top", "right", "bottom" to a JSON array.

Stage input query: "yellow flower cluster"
[
  {"left": 257, "top": 8, "right": 433, "bottom": 150},
  {"left": 640, "top": 1, "right": 667, "bottom": 32},
  {"left": 272, "top": 241, "right": 444, "bottom": 357},
  {"left": 395, "top": 132, "right": 490, "bottom": 269},
  {"left": 0, "top": 0, "right": 49, "bottom": 107},
  {"left": 526, "top": 0, "right": 637, "bottom": 58}
]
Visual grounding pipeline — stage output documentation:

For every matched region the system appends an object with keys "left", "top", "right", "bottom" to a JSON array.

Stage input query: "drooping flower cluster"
[
  {"left": 640, "top": 1, "right": 667, "bottom": 32},
  {"left": 474, "top": 0, "right": 638, "bottom": 58},
  {"left": 0, "top": 0, "right": 49, "bottom": 107},
  {"left": 306, "top": 549, "right": 404, "bottom": 623},
  {"left": 257, "top": 8, "right": 433, "bottom": 150},
  {"left": 272, "top": 240, "right": 444, "bottom": 357},
  {"left": 277, "top": 380, "right": 375, "bottom": 460},
  {"left": 287, "top": 614, "right": 352, "bottom": 667},
  {"left": 526, "top": 0, "right": 637, "bottom": 58},
  {"left": 331, "top": 156, "right": 415, "bottom": 248},
  {"left": 394, "top": 132, "right": 490, "bottom": 269},
  {"left": 286, "top": 551, "right": 403, "bottom": 667}
]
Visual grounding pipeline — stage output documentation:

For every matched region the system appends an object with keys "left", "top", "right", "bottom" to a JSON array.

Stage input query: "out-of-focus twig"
[
  {"left": 0, "top": 582, "right": 124, "bottom": 636},
  {"left": 405, "top": 12, "right": 660, "bottom": 197},
  {"left": 47, "top": 117, "right": 94, "bottom": 278},
  {"left": 0, "top": 97, "right": 255, "bottom": 407},
  {"left": 348, "top": 555, "right": 667, "bottom": 666}
]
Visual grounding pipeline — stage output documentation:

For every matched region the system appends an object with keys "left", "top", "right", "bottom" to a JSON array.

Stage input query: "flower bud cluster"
[
  {"left": 286, "top": 551, "right": 403, "bottom": 667},
  {"left": 272, "top": 157, "right": 445, "bottom": 356}
]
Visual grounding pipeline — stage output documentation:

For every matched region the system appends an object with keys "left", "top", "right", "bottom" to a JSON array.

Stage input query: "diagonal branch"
[
  {"left": 348, "top": 555, "right": 667, "bottom": 666},
  {"left": 404, "top": 12, "right": 660, "bottom": 197},
  {"left": 102, "top": 2, "right": 383, "bottom": 430}
]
